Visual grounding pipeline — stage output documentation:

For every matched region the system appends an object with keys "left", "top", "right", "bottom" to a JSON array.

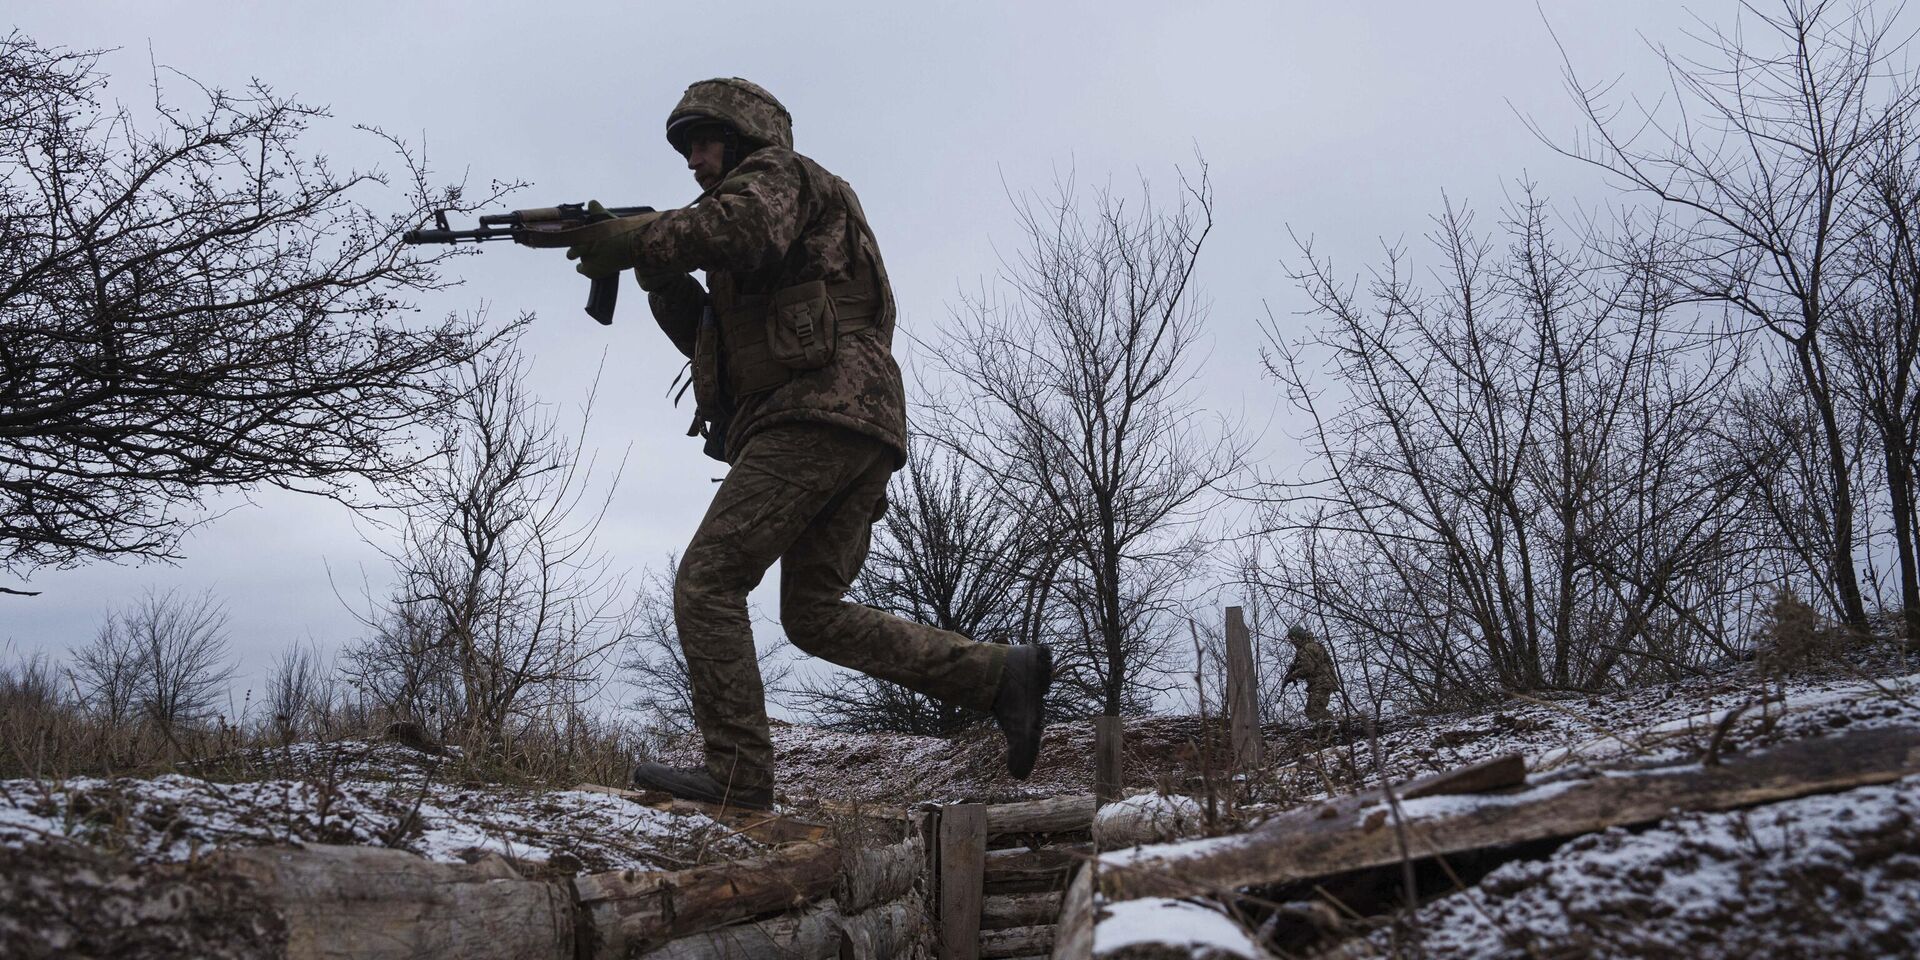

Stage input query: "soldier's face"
[{"left": 687, "top": 136, "right": 727, "bottom": 191}]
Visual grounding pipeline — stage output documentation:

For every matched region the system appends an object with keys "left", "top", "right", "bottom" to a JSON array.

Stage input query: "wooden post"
[
  {"left": 937, "top": 803, "right": 986, "bottom": 960},
  {"left": 1094, "top": 716, "right": 1124, "bottom": 806},
  {"left": 1224, "top": 605, "right": 1263, "bottom": 770}
]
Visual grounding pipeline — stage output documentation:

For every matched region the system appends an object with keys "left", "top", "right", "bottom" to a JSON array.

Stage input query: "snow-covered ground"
[
  {"left": 3, "top": 654, "right": 1917, "bottom": 957},
  {"left": 0, "top": 740, "right": 762, "bottom": 873}
]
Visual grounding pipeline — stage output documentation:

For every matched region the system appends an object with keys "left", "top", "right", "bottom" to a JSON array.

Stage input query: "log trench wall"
[
  {"left": 925, "top": 794, "right": 1102, "bottom": 960},
  {"left": 221, "top": 828, "right": 929, "bottom": 960}
]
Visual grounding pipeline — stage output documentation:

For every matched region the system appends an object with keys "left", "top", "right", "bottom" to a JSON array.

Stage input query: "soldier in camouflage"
[
  {"left": 565, "top": 79, "right": 1053, "bottom": 810},
  {"left": 1282, "top": 625, "right": 1339, "bottom": 724}
]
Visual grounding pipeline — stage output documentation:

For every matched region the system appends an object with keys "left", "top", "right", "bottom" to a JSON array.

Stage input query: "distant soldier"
[{"left": 1282, "top": 626, "right": 1339, "bottom": 724}]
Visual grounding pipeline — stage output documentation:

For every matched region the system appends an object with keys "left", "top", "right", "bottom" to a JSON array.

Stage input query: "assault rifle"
[{"left": 403, "top": 203, "right": 656, "bottom": 325}]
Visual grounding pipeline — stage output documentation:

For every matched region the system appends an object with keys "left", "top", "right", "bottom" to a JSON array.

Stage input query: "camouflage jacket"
[
  {"left": 1284, "top": 639, "right": 1337, "bottom": 688},
  {"left": 636, "top": 145, "right": 907, "bottom": 466}
]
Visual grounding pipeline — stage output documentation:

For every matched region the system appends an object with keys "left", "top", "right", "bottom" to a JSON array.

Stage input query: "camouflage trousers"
[
  {"left": 1303, "top": 683, "right": 1334, "bottom": 724},
  {"left": 675, "top": 423, "right": 1009, "bottom": 793}
]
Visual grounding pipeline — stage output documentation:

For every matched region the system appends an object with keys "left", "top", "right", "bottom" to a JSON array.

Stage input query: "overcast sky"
[{"left": 4, "top": 0, "right": 1768, "bottom": 713}]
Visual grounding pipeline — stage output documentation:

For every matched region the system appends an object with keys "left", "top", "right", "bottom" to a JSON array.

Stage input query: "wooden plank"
[
  {"left": 980, "top": 892, "right": 1062, "bottom": 930},
  {"left": 985, "top": 795, "right": 1099, "bottom": 837},
  {"left": 1224, "top": 606, "right": 1263, "bottom": 770},
  {"left": 216, "top": 844, "right": 574, "bottom": 960},
  {"left": 938, "top": 803, "right": 987, "bottom": 960},
  {"left": 1048, "top": 864, "right": 1094, "bottom": 960},
  {"left": 1101, "top": 725, "right": 1920, "bottom": 902},
  {"left": 1094, "top": 717, "right": 1124, "bottom": 806},
  {"left": 981, "top": 924, "right": 1055, "bottom": 959},
  {"left": 1398, "top": 753, "right": 1527, "bottom": 800}
]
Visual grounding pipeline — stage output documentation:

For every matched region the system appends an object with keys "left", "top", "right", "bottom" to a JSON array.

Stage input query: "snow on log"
[
  {"left": 1092, "top": 793, "right": 1206, "bottom": 850},
  {"left": 1099, "top": 725, "right": 1920, "bottom": 902},
  {"left": 1092, "top": 898, "right": 1272, "bottom": 959},
  {"left": 574, "top": 835, "right": 921, "bottom": 958},
  {"left": 633, "top": 897, "right": 921, "bottom": 960},
  {"left": 987, "top": 795, "right": 1101, "bottom": 836},
  {"left": 215, "top": 844, "right": 575, "bottom": 960}
]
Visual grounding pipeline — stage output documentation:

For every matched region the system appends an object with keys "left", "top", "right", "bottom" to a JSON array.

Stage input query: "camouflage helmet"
[
  {"left": 666, "top": 78, "right": 793, "bottom": 155},
  {"left": 1286, "top": 625, "right": 1315, "bottom": 643}
]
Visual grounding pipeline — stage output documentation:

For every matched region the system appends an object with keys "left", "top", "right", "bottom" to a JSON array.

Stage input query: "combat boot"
[
  {"left": 991, "top": 644, "right": 1053, "bottom": 780},
  {"left": 631, "top": 762, "right": 774, "bottom": 811}
]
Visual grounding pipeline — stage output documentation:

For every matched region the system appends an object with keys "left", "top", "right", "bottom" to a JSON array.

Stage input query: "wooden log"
[
  {"left": 1092, "top": 794, "right": 1207, "bottom": 851},
  {"left": 1049, "top": 864, "right": 1094, "bottom": 960},
  {"left": 1224, "top": 606, "right": 1262, "bottom": 771},
  {"left": 985, "top": 795, "right": 1099, "bottom": 837},
  {"left": 1397, "top": 753, "right": 1527, "bottom": 800},
  {"left": 938, "top": 803, "right": 987, "bottom": 960},
  {"left": 984, "top": 843, "right": 1089, "bottom": 891},
  {"left": 574, "top": 841, "right": 841, "bottom": 958},
  {"left": 981, "top": 924, "right": 1055, "bottom": 959},
  {"left": 1101, "top": 725, "right": 1920, "bottom": 902},
  {"left": 216, "top": 844, "right": 574, "bottom": 960},
  {"left": 981, "top": 891, "right": 1063, "bottom": 930},
  {"left": 635, "top": 897, "right": 921, "bottom": 960},
  {"left": 1095, "top": 717, "right": 1125, "bottom": 805},
  {"left": 838, "top": 835, "right": 925, "bottom": 912}
]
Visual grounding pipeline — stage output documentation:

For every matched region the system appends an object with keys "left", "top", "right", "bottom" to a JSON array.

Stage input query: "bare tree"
[
  {"left": 1547, "top": 0, "right": 1920, "bottom": 629},
  {"left": 1260, "top": 189, "right": 1763, "bottom": 706},
  {"left": 340, "top": 599, "right": 462, "bottom": 729},
  {"left": 262, "top": 640, "right": 336, "bottom": 742},
  {"left": 926, "top": 164, "right": 1242, "bottom": 717},
  {"left": 73, "top": 589, "right": 235, "bottom": 732},
  {"left": 0, "top": 32, "right": 513, "bottom": 588},
  {"left": 365, "top": 350, "right": 633, "bottom": 744},
  {"left": 788, "top": 442, "right": 1055, "bottom": 734}
]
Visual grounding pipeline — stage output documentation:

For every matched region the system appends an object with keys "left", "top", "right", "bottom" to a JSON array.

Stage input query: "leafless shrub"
[
  {"left": 1547, "top": 0, "right": 1920, "bottom": 631},
  {"left": 924, "top": 161, "right": 1245, "bottom": 717},
  {"left": 262, "top": 640, "right": 337, "bottom": 743},
  {"left": 72, "top": 589, "right": 235, "bottom": 734},
  {"left": 1258, "top": 188, "right": 1760, "bottom": 708},
  {"left": 357, "top": 350, "right": 634, "bottom": 745},
  {"left": 0, "top": 32, "right": 517, "bottom": 587}
]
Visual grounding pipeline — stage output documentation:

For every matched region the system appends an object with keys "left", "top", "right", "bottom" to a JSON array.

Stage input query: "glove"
[{"left": 565, "top": 201, "right": 658, "bottom": 279}]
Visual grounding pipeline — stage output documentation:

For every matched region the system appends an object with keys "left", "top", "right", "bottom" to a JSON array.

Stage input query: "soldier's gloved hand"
[{"left": 565, "top": 201, "right": 658, "bottom": 279}]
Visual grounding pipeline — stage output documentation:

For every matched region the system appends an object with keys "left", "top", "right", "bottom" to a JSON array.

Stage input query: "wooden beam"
[
  {"left": 1094, "top": 717, "right": 1124, "bottom": 806},
  {"left": 985, "top": 795, "right": 1099, "bottom": 837},
  {"left": 573, "top": 834, "right": 922, "bottom": 958},
  {"left": 984, "top": 843, "right": 1088, "bottom": 894},
  {"left": 1101, "top": 725, "right": 1920, "bottom": 902},
  {"left": 981, "top": 892, "right": 1063, "bottom": 930},
  {"left": 215, "top": 845, "right": 574, "bottom": 960},
  {"left": 938, "top": 803, "right": 987, "bottom": 960},
  {"left": 1224, "top": 606, "right": 1263, "bottom": 770},
  {"left": 981, "top": 924, "right": 1055, "bottom": 959}
]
